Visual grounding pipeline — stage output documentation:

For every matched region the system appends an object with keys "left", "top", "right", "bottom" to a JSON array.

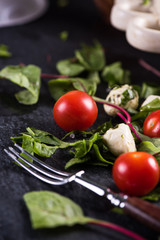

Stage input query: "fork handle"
[{"left": 123, "top": 196, "right": 160, "bottom": 232}]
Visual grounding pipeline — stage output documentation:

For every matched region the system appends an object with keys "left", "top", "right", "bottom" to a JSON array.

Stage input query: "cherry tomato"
[
  {"left": 143, "top": 110, "right": 160, "bottom": 138},
  {"left": 53, "top": 90, "right": 98, "bottom": 131},
  {"left": 112, "top": 152, "right": 159, "bottom": 196}
]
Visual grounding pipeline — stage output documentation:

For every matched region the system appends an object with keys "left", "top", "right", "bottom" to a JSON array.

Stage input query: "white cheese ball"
[
  {"left": 103, "top": 123, "right": 137, "bottom": 156},
  {"left": 104, "top": 84, "right": 139, "bottom": 116},
  {"left": 141, "top": 95, "right": 160, "bottom": 108}
]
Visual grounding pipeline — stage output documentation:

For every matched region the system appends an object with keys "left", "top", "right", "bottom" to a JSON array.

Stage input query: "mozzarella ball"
[
  {"left": 103, "top": 123, "right": 136, "bottom": 156},
  {"left": 104, "top": 84, "right": 139, "bottom": 116}
]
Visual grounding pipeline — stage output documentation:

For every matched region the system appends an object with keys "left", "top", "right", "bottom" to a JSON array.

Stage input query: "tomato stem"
[
  {"left": 89, "top": 220, "right": 146, "bottom": 240},
  {"left": 93, "top": 96, "right": 142, "bottom": 142}
]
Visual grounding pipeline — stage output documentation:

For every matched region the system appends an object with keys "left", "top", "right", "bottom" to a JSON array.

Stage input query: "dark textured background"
[{"left": 0, "top": 1, "right": 160, "bottom": 240}]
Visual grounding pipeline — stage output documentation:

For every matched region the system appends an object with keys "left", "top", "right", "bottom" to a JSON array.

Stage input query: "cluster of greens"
[
  {"left": 1, "top": 41, "right": 160, "bottom": 107},
  {"left": 11, "top": 123, "right": 114, "bottom": 170},
  {"left": 49, "top": 41, "right": 131, "bottom": 101},
  {"left": 0, "top": 41, "right": 131, "bottom": 105},
  {"left": 8, "top": 41, "right": 160, "bottom": 202}
]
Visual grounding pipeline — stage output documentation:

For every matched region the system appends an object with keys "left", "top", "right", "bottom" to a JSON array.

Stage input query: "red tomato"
[
  {"left": 53, "top": 90, "right": 98, "bottom": 131},
  {"left": 143, "top": 110, "right": 160, "bottom": 138},
  {"left": 112, "top": 152, "right": 159, "bottom": 196}
]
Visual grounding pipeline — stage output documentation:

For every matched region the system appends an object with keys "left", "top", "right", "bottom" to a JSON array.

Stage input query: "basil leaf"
[
  {"left": 121, "top": 89, "right": 136, "bottom": 106},
  {"left": 56, "top": 58, "right": 85, "bottom": 76},
  {"left": 0, "top": 44, "right": 12, "bottom": 58},
  {"left": 102, "top": 62, "right": 130, "bottom": 88},
  {"left": 141, "top": 82, "right": 160, "bottom": 98},
  {"left": 0, "top": 65, "right": 41, "bottom": 105},
  {"left": 75, "top": 41, "right": 105, "bottom": 71},
  {"left": 24, "top": 191, "right": 92, "bottom": 229}
]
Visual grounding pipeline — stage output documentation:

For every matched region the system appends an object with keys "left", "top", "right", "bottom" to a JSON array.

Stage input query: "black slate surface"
[{"left": 0, "top": 1, "right": 160, "bottom": 240}]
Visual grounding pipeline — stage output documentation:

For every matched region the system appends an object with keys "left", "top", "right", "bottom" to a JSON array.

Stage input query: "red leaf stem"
[
  {"left": 93, "top": 96, "right": 142, "bottom": 142},
  {"left": 139, "top": 59, "right": 160, "bottom": 77},
  {"left": 89, "top": 221, "right": 146, "bottom": 240},
  {"left": 41, "top": 73, "right": 69, "bottom": 79}
]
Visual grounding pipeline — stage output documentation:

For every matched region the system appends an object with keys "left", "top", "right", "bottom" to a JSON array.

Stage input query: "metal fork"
[{"left": 4, "top": 143, "right": 160, "bottom": 232}]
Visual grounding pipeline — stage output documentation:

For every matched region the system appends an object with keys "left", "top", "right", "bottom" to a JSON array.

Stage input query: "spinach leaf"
[
  {"left": 0, "top": 44, "right": 12, "bottom": 58},
  {"left": 24, "top": 191, "right": 92, "bottom": 229},
  {"left": 0, "top": 65, "right": 41, "bottom": 105},
  {"left": 26, "top": 127, "right": 64, "bottom": 146},
  {"left": 56, "top": 58, "right": 85, "bottom": 76},
  {"left": 138, "top": 141, "right": 160, "bottom": 158},
  {"left": 101, "top": 62, "right": 130, "bottom": 88},
  {"left": 75, "top": 41, "right": 106, "bottom": 71},
  {"left": 141, "top": 82, "right": 160, "bottom": 98},
  {"left": 142, "top": 187, "right": 160, "bottom": 201},
  {"left": 140, "top": 98, "right": 160, "bottom": 112},
  {"left": 48, "top": 77, "right": 97, "bottom": 100},
  {"left": 11, "top": 126, "right": 114, "bottom": 169}
]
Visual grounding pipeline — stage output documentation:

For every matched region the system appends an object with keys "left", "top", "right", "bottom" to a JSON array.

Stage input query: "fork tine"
[
  {"left": 14, "top": 143, "right": 70, "bottom": 177},
  {"left": 4, "top": 148, "right": 69, "bottom": 185},
  {"left": 8, "top": 146, "right": 65, "bottom": 181}
]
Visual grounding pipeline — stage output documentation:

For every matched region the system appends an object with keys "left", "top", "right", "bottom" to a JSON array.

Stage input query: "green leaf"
[
  {"left": 48, "top": 78, "right": 75, "bottom": 100},
  {"left": 74, "top": 133, "right": 102, "bottom": 158},
  {"left": 0, "top": 65, "right": 41, "bottom": 105},
  {"left": 87, "top": 71, "right": 101, "bottom": 84},
  {"left": 26, "top": 127, "right": 64, "bottom": 146},
  {"left": 102, "top": 62, "right": 130, "bottom": 88},
  {"left": 141, "top": 82, "right": 160, "bottom": 98},
  {"left": 24, "top": 191, "right": 92, "bottom": 229},
  {"left": 0, "top": 44, "right": 12, "bottom": 58},
  {"left": 59, "top": 31, "right": 69, "bottom": 41},
  {"left": 56, "top": 58, "right": 85, "bottom": 76},
  {"left": 138, "top": 141, "right": 160, "bottom": 157},
  {"left": 48, "top": 77, "right": 97, "bottom": 100},
  {"left": 65, "top": 156, "right": 90, "bottom": 169},
  {"left": 93, "top": 144, "right": 113, "bottom": 165},
  {"left": 75, "top": 41, "right": 106, "bottom": 71},
  {"left": 140, "top": 98, "right": 160, "bottom": 112},
  {"left": 137, "top": 132, "right": 160, "bottom": 151},
  {"left": 11, "top": 127, "right": 112, "bottom": 169},
  {"left": 33, "top": 142, "right": 58, "bottom": 157},
  {"left": 142, "top": 187, "right": 160, "bottom": 201}
]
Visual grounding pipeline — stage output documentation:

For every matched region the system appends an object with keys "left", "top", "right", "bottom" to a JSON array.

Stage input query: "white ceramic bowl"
[
  {"left": 126, "top": 15, "right": 160, "bottom": 53},
  {"left": 110, "top": 0, "right": 160, "bottom": 53},
  {"left": 0, "top": 0, "right": 48, "bottom": 27}
]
